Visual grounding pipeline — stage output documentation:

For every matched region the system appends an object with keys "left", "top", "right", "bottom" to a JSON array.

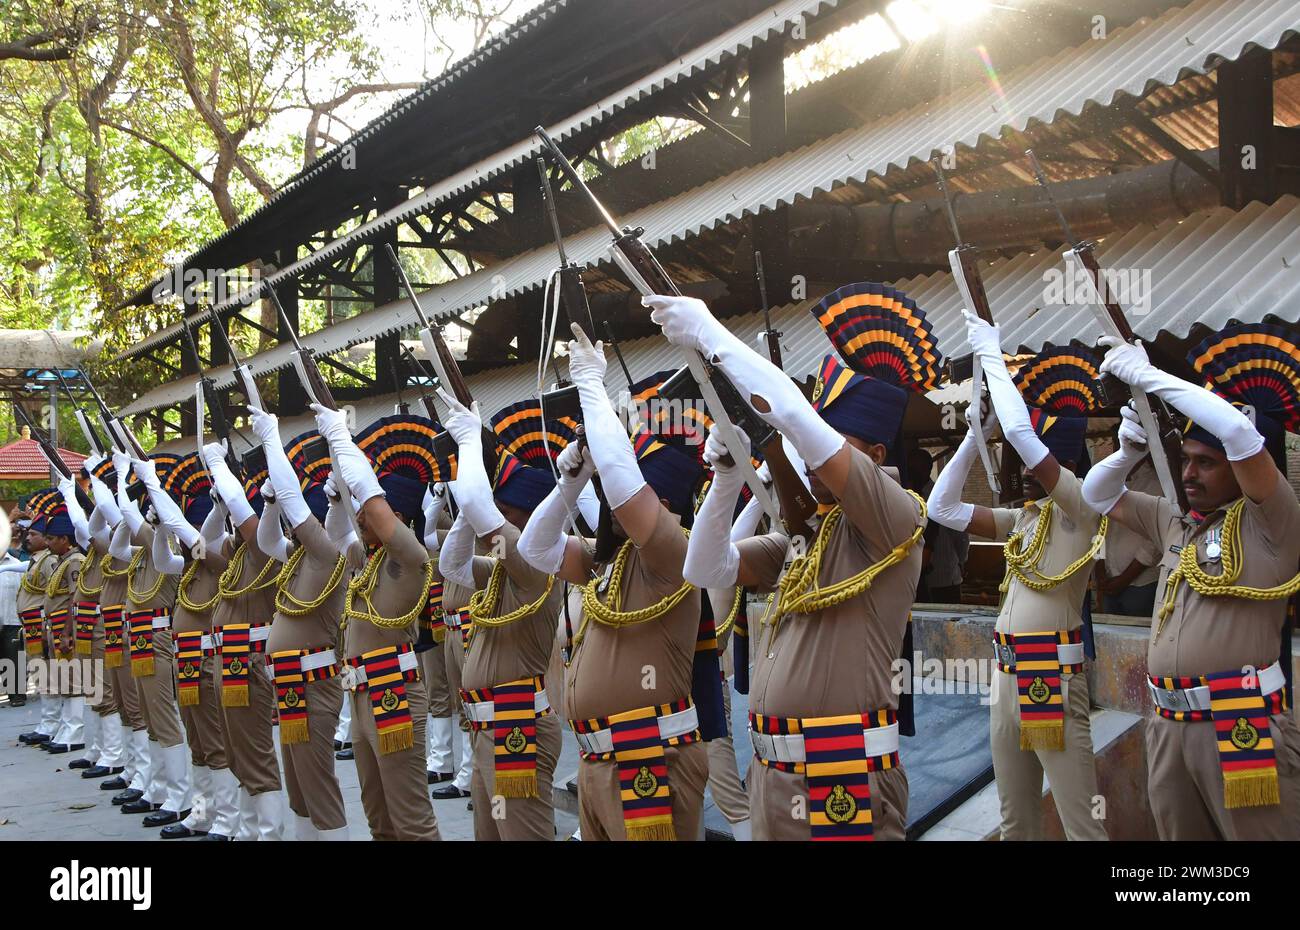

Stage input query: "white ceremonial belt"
[
  {"left": 346, "top": 649, "right": 418, "bottom": 689},
  {"left": 200, "top": 634, "right": 215, "bottom": 652},
  {"left": 992, "top": 640, "right": 1085, "bottom": 669},
  {"left": 300, "top": 649, "right": 338, "bottom": 673},
  {"left": 443, "top": 609, "right": 469, "bottom": 629},
  {"left": 464, "top": 688, "right": 550, "bottom": 724},
  {"left": 1148, "top": 660, "right": 1286, "bottom": 714},
  {"left": 750, "top": 722, "right": 900, "bottom": 765},
  {"left": 573, "top": 705, "right": 698, "bottom": 757},
  {"left": 151, "top": 615, "right": 172, "bottom": 630},
  {"left": 213, "top": 624, "right": 271, "bottom": 648}
]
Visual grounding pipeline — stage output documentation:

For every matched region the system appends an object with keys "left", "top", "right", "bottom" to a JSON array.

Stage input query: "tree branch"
[{"left": 98, "top": 117, "right": 214, "bottom": 190}]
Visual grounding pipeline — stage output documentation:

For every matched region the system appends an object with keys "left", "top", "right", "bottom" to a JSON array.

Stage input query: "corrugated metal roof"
[
  {"left": 125, "top": 0, "right": 844, "bottom": 357},
  {"left": 124, "top": 194, "right": 1300, "bottom": 420}
]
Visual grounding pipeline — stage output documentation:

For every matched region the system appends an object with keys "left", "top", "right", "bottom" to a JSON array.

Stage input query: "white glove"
[
  {"left": 682, "top": 465, "right": 744, "bottom": 590},
  {"left": 435, "top": 390, "right": 505, "bottom": 537},
  {"left": 199, "top": 494, "right": 226, "bottom": 549},
  {"left": 566, "top": 323, "right": 646, "bottom": 510},
  {"left": 438, "top": 511, "right": 478, "bottom": 589},
  {"left": 256, "top": 496, "right": 291, "bottom": 563},
  {"left": 151, "top": 524, "right": 184, "bottom": 575},
  {"left": 556, "top": 439, "right": 595, "bottom": 489},
  {"left": 203, "top": 441, "right": 255, "bottom": 527},
  {"left": 108, "top": 520, "right": 135, "bottom": 562},
  {"left": 248, "top": 405, "right": 280, "bottom": 446},
  {"left": 966, "top": 390, "right": 998, "bottom": 437},
  {"left": 311, "top": 403, "right": 384, "bottom": 506},
  {"left": 262, "top": 431, "right": 315, "bottom": 530},
  {"left": 963, "top": 309, "right": 1049, "bottom": 469},
  {"left": 82, "top": 453, "right": 106, "bottom": 476},
  {"left": 132, "top": 458, "right": 160, "bottom": 490},
  {"left": 115, "top": 454, "right": 144, "bottom": 537},
  {"left": 517, "top": 486, "right": 572, "bottom": 575},
  {"left": 926, "top": 433, "right": 979, "bottom": 531},
  {"left": 323, "top": 473, "right": 359, "bottom": 551},
  {"left": 1117, "top": 402, "right": 1149, "bottom": 455},
  {"left": 89, "top": 475, "right": 121, "bottom": 528},
  {"left": 142, "top": 474, "right": 201, "bottom": 551},
  {"left": 1099, "top": 336, "right": 1262, "bottom": 462},
  {"left": 645, "top": 296, "right": 844, "bottom": 470},
  {"left": 422, "top": 484, "right": 447, "bottom": 554},
  {"left": 57, "top": 477, "right": 91, "bottom": 550},
  {"left": 111, "top": 451, "right": 131, "bottom": 484}
]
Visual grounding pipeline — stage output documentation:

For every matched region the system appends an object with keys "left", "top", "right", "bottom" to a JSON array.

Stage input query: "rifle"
[
  {"left": 79, "top": 366, "right": 148, "bottom": 460},
  {"left": 180, "top": 312, "right": 242, "bottom": 475},
  {"left": 534, "top": 158, "right": 586, "bottom": 425},
  {"left": 384, "top": 244, "right": 500, "bottom": 477},
  {"left": 753, "top": 251, "right": 782, "bottom": 371},
  {"left": 197, "top": 304, "right": 264, "bottom": 411},
  {"left": 932, "top": 159, "right": 1020, "bottom": 504},
  {"left": 54, "top": 369, "right": 107, "bottom": 458},
  {"left": 1025, "top": 150, "right": 1188, "bottom": 513},
  {"left": 535, "top": 127, "right": 782, "bottom": 528},
  {"left": 265, "top": 287, "right": 338, "bottom": 411},
  {"left": 14, "top": 401, "right": 71, "bottom": 480}
]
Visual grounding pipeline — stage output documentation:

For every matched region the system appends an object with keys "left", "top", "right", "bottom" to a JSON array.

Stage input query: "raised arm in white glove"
[
  {"left": 108, "top": 518, "right": 135, "bottom": 563},
  {"left": 437, "top": 390, "right": 506, "bottom": 538},
  {"left": 151, "top": 524, "right": 184, "bottom": 575},
  {"left": 565, "top": 324, "right": 645, "bottom": 509},
  {"left": 683, "top": 429, "right": 748, "bottom": 589},
  {"left": 200, "top": 494, "right": 227, "bottom": 549},
  {"left": 203, "top": 441, "right": 255, "bottom": 527},
  {"left": 927, "top": 433, "right": 979, "bottom": 531},
  {"left": 322, "top": 475, "right": 359, "bottom": 553},
  {"left": 517, "top": 485, "right": 574, "bottom": 576},
  {"left": 421, "top": 483, "right": 448, "bottom": 555},
  {"left": 134, "top": 458, "right": 201, "bottom": 550},
  {"left": 256, "top": 484, "right": 292, "bottom": 563},
  {"left": 963, "top": 309, "right": 1050, "bottom": 470},
  {"left": 1081, "top": 403, "right": 1150, "bottom": 515},
  {"left": 438, "top": 510, "right": 478, "bottom": 589},
  {"left": 646, "top": 296, "right": 844, "bottom": 470},
  {"left": 251, "top": 405, "right": 312, "bottom": 530},
  {"left": 57, "top": 476, "right": 91, "bottom": 550},
  {"left": 113, "top": 451, "right": 144, "bottom": 537},
  {"left": 88, "top": 472, "right": 121, "bottom": 529},
  {"left": 311, "top": 404, "right": 384, "bottom": 506}
]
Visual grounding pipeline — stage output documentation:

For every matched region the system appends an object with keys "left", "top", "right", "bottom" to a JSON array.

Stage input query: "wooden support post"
[
  {"left": 275, "top": 245, "right": 307, "bottom": 416},
  {"left": 1217, "top": 49, "right": 1276, "bottom": 209},
  {"left": 749, "top": 34, "right": 791, "bottom": 306}
]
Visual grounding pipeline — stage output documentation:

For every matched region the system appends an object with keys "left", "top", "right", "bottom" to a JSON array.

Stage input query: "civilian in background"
[{"left": 1094, "top": 457, "right": 1162, "bottom": 617}]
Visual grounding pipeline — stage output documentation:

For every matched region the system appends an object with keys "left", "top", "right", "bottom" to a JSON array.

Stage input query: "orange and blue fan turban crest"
[
  {"left": 43, "top": 499, "right": 73, "bottom": 538},
  {"left": 491, "top": 446, "right": 555, "bottom": 514},
  {"left": 126, "top": 453, "right": 181, "bottom": 504},
  {"left": 489, "top": 400, "right": 581, "bottom": 470},
  {"left": 1188, "top": 323, "right": 1300, "bottom": 470},
  {"left": 1014, "top": 345, "right": 1106, "bottom": 467},
  {"left": 164, "top": 452, "right": 214, "bottom": 528},
  {"left": 810, "top": 282, "right": 941, "bottom": 452},
  {"left": 26, "top": 488, "right": 59, "bottom": 533},
  {"left": 625, "top": 369, "right": 709, "bottom": 516},
  {"left": 355, "top": 415, "right": 451, "bottom": 525}
]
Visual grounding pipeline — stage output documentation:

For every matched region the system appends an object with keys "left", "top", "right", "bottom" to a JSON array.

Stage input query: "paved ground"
[{"left": 0, "top": 693, "right": 580, "bottom": 841}]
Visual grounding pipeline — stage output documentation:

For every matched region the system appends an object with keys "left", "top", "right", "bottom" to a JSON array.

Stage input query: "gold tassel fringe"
[
  {"left": 379, "top": 724, "right": 413, "bottom": 755},
  {"left": 1019, "top": 721, "right": 1064, "bottom": 752},
  {"left": 222, "top": 685, "right": 249, "bottom": 707},
  {"left": 105, "top": 652, "right": 122, "bottom": 669},
  {"left": 494, "top": 771, "right": 538, "bottom": 799},
  {"left": 279, "top": 718, "right": 309, "bottom": 745},
  {"left": 75, "top": 641, "right": 92, "bottom": 656},
  {"left": 131, "top": 656, "right": 154, "bottom": 678},
  {"left": 1223, "top": 770, "right": 1280, "bottom": 809},
  {"left": 627, "top": 821, "right": 677, "bottom": 841}
]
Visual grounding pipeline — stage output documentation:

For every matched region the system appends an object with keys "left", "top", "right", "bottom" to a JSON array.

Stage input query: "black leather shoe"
[
  {"left": 199, "top": 833, "right": 231, "bottom": 842},
  {"left": 431, "top": 784, "right": 470, "bottom": 800},
  {"left": 121, "top": 799, "right": 159, "bottom": 814},
  {"left": 84, "top": 765, "right": 124, "bottom": 779},
  {"left": 68, "top": 758, "right": 92, "bottom": 769},
  {"left": 335, "top": 748, "right": 353, "bottom": 761},
  {"left": 427, "top": 770, "right": 453, "bottom": 784},
  {"left": 18, "top": 731, "right": 49, "bottom": 744},
  {"left": 45, "top": 743, "right": 84, "bottom": 754},
  {"left": 160, "top": 822, "right": 206, "bottom": 839},
  {"left": 102, "top": 776, "right": 130, "bottom": 791},
  {"left": 332, "top": 740, "right": 352, "bottom": 751},
  {"left": 112, "top": 788, "right": 142, "bottom": 804},
  {"left": 143, "top": 808, "right": 186, "bottom": 828}
]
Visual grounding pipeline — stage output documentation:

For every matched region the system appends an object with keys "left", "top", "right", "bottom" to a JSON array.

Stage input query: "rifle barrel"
[
  {"left": 534, "top": 127, "right": 624, "bottom": 239},
  {"left": 931, "top": 159, "right": 965, "bottom": 247},
  {"left": 537, "top": 157, "right": 570, "bottom": 268},
  {"left": 265, "top": 287, "right": 306, "bottom": 353},
  {"left": 384, "top": 243, "right": 436, "bottom": 332},
  {"left": 603, "top": 321, "right": 634, "bottom": 388},
  {"left": 1025, "top": 149, "right": 1079, "bottom": 246}
]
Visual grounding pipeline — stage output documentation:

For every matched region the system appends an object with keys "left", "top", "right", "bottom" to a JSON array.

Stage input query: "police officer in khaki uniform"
[
  {"left": 928, "top": 335, "right": 1110, "bottom": 841},
  {"left": 1084, "top": 325, "right": 1300, "bottom": 840},
  {"left": 202, "top": 443, "right": 287, "bottom": 840},
  {"left": 137, "top": 453, "right": 238, "bottom": 840},
  {"left": 515, "top": 326, "right": 711, "bottom": 841},
  {"left": 15, "top": 493, "right": 58, "bottom": 746},
  {"left": 438, "top": 400, "right": 563, "bottom": 841},
  {"left": 248, "top": 412, "right": 358, "bottom": 842},
  {"left": 314, "top": 407, "right": 441, "bottom": 841},
  {"left": 648, "top": 291, "right": 931, "bottom": 842},
  {"left": 39, "top": 498, "right": 88, "bottom": 754}
]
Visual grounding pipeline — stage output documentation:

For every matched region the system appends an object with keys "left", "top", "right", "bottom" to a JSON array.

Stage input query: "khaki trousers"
[
  {"left": 990, "top": 668, "right": 1108, "bottom": 840},
  {"left": 90, "top": 621, "right": 117, "bottom": 716},
  {"left": 282, "top": 675, "right": 347, "bottom": 831},
  {"left": 352, "top": 676, "right": 440, "bottom": 841},
  {"left": 750, "top": 757, "right": 908, "bottom": 840},
  {"left": 419, "top": 644, "right": 451, "bottom": 718},
  {"left": 217, "top": 652, "right": 282, "bottom": 794},
  {"left": 470, "top": 711, "right": 560, "bottom": 840},
  {"left": 133, "top": 629, "right": 184, "bottom": 748},
  {"left": 1147, "top": 711, "right": 1300, "bottom": 840},
  {"left": 707, "top": 671, "right": 748, "bottom": 825},
  {"left": 179, "top": 654, "right": 227, "bottom": 769},
  {"left": 578, "top": 739, "right": 709, "bottom": 841}
]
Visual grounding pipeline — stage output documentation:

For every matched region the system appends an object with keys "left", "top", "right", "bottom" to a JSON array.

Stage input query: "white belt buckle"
[{"left": 340, "top": 665, "right": 359, "bottom": 692}]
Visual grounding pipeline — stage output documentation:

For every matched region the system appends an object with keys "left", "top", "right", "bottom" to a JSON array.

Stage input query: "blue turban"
[
  {"left": 1186, "top": 415, "right": 1286, "bottom": 472},
  {"left": 810, "top": 354, "right": 909, "bottom": 453},
  {"left": 493, "top": 459, "right": 556, "bottom": 513},
  {"left": 44, "top": 510, "right": 74, "bottom": 538},
  {"left": 631, "top": 429, "right": 705, "bottom": 518},
  {"left": 302, "top": 482, "right": 330, "bottom": 525},
  {"left": 1030, "top": 408, "right": 1088, "bottom": 468},
  {"left": 183, "top": 493, "right": 214, "bottom": 529}
]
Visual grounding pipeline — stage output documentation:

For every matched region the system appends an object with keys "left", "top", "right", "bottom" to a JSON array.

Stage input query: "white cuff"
[{"left": 927, "top": 434, "right": 978, "bottom": 531}]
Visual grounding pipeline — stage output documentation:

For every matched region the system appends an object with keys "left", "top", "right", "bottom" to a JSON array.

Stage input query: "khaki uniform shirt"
[
  {"left": 268, "top": 520, "right": 360, "bottom": 654},
  {"left": 127, "top": 525, "right": 179, "bottom": 613},
  {"left": 988, "top": 469, "right": 1100, "bottom": 636},
  {"left": 344, "top": 523, "right": 429, "bottom": 660},
  {"left": 740, "top": 452, "right": 923, "bottom": 719},
  {"left": 464, "top": 521, "right": 562, "bottom": 693},
  {"left": 212, "top": 535, "right": 279, "bottom": 631},
  {"left": 43, "top": 549, "right": 83, "bottom": 642},
  {"left": 17, "top": 551, "right": 52, "bottom": 617},
  {"left": 100, "top": 549, "right": 129, "bottom": 611},
  {"left": 1127, "top": 477, "right": 1300, "bottom": 678},
  {"left": 565, "top": 508, "right": 699, "bottom": 721}
]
